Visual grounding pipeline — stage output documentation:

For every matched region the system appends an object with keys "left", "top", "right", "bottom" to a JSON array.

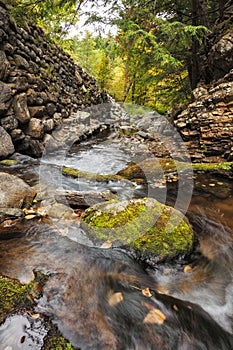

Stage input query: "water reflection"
[{"left": 0, "top": 314, "right": 46, "bottom": 349}]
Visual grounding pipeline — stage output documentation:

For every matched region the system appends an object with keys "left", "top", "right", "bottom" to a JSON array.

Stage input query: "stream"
[{"left": 0, "top": 127, "right": 233, "bottom": 349}]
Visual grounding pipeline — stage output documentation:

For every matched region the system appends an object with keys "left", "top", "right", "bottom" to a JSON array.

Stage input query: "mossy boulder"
[
  {"left": 0, "top": 275, "right": 35, "bottom": 323},
  {"left": 80, "top": 198, "right": 194, "bottom": 264}
]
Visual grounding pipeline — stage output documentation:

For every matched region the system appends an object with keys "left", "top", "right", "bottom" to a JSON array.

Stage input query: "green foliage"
[
  {"left": 7, "top": 0, "right": 226, "bottom": 112},
  {"left": 8, "top": 0, "right": 79, "bottom": 42}
]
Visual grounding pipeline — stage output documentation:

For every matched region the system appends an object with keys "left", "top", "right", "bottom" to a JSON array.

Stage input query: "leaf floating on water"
[
  {"left": 173, "top": 304, "right": 179, "bottom": 311},
  {"left": 108, "top": 292, "right": 124, "bottom": 306},
  {"left": 184, "top": 265, "right": 192, "bottom": 273},
  {"left": 142, "top": 288, "right": 152, "bottom": 298},
  {"left": 209, "top": 183, "right": 215, "bottom": 187},
  {"left": 101, "top": 241, "right": 113, "bottom": 249},
  {"left": 217, "top": 182, "right": 224, "bottom": 185},
  {"left": 143, "top": 308, "right": 166, "bottom": 325}
]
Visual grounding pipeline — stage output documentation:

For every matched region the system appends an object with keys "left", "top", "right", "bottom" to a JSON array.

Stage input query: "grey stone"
[
  {"left": 28, "top": 105, "right": 46, "bottom": 117},
  {"left": 0, "top": 50, "right": 10, "bottom": 81},
  {"left": 14, "top": 54, "right": 29, "bottom": 69},
  {"left": 0, "top": 115, "right": 18, "bottom": 131},
  {"left": 10, "top": 128, "right": 25, "bottom": 141},
  {"left": 25, "top": 117, "right": 44, "bottom": 138},
  {"left": 0, "top": 81, "right": 12, "bottom": 104},
  {"left": 0, "top": 172, "right": 36, "bottom": 208},
  {"left": 13, "top": 93, "right": 31, "bottom": 124},
  {"left": 0, "top": 126, "right": 14, "bottom": 158}
]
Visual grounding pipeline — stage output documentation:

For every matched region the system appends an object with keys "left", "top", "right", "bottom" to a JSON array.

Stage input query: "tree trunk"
[{"left": 189, "top": 0, "right": 200, "bottom": 89}]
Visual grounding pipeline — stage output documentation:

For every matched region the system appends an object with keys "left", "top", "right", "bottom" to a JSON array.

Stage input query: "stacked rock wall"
[
  {"left": 173, "top": 23, "right": 233, "bottom": 161},
  {"left": 0, "top": 1, "right": 108, "bottom": 158}
]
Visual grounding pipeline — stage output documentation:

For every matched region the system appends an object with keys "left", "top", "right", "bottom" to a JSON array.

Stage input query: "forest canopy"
[{"left": 7, "top": 0, "right": 233, "bottom": 113}]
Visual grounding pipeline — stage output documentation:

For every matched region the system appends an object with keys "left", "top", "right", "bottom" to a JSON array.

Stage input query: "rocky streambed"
[{"left": 0, "top": 109, "right": 233, "bottom": 349}]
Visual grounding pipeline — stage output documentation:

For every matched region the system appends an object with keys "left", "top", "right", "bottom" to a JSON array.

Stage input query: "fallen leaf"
[
  {"left": 101, "top": 241, "right": 113, "bottom": 249},
  {"left": 173, "top": 304, "right": 179, "bottom": 311},
  {"left": 25, "top": 214, "right": 37, "bottom": 220},
  {"left": 108, "top": 292, "right": 124, "bottom": 306},
  {"left": 142, "top": 288, "right": 152, "bottom": 298},
  {"left": 209, "top": 183, "right": 215, "bottom": 187},
  {"left": 23, "top": 209, "right": 37, "bottom": 214},
  {"left": 143, "top": 308, "right": 166, "bottom": 325},
  {"left": 184, "top": 265, "right": 192, "bottom": 273},
  {"left": 31, "top": 313, "right": 40, "bottom": 319}
]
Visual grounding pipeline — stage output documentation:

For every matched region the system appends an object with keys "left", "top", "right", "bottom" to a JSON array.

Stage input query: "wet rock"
[
  {"left": 81, "top": 197, "right": 194, "bottom": 264},
  {"left": 55, "top": 189, "right": 116, "bottom": 208},
  {"left": 0, "top": 126, "right": 14, "bottom": 158},
  {"left": 0, "top": 207, "right": 23, "bottom": 220},
  {"left": 0, "top": 172, "right": 36, "bottom": 208}
]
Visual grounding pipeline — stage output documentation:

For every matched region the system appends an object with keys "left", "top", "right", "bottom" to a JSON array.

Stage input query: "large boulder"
[
  {"left": 81, "top": 197, "right": 194, "bottom": 264},
  {"left": 0, "top": 172, "right": 36, "bottom": 208},
  {"left": 0, "top": 126, "right": 14, "bottom": 158}
]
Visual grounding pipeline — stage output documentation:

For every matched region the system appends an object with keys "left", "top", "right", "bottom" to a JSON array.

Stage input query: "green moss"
[
  {"left": 0, "top": 276, "right": 35, "bottom": 323},
  {"left": 132, "top": 209, "right": 193, "bottom": 260},
  {"left": 81, "top": 198, "right": 194, "bottom": 261},
  {"left": 62, "top": 166, "right": 123, "bottom": 182},
  {"left": 44, "top": 336, "right": 75, "bottom": 350},
  {"left": 0, "top": 159, "right": 18, "bottom": 166},
  {"left": 192, "top": 162, "right": 233, "bottom": 172},
  {"left": 118, "top": 158, "right": 233, "bottom": 182}
]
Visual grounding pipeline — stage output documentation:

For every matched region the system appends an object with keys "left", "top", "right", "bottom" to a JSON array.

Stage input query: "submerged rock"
[
  {"left": 81, "top": 197, "right": 194, "bottom": 264},
  {"left": 0, "top": 172, "right": 36, "bottom": 208}
]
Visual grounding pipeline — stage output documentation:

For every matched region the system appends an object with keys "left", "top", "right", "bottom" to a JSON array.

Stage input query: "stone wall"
[
  {"left": 0, "top": 1, "right": 108, "bottom": 158},
  {"left": 173, "top": 23, "right": 233, "bottom": 162}
]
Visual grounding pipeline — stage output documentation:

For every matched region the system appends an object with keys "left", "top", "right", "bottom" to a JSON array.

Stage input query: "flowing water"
[{"left": 0, "top": 133, "right": 233, "bottom": 349}]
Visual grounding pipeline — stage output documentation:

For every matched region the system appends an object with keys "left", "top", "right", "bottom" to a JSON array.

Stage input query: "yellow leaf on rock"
[
  {"left": 101, "top": 241, "right": 113, "bottom": 249},
  {"left": 25, "top": 214, "right": 37, "bottom": 220},
  {"left": 108, "top": 292, "right": 124, "bottom": 306},
  {"left": 143, "top": 308, "right": 166, "bottom": 325},
  {"left": 173, "top": 304, "right": 179, "bottom": 311}
]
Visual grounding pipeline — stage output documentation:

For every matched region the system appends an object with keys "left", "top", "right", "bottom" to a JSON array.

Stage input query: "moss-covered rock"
[
  {"left": 117, "top": 158, "right": 233, "bottom": 183},
  {"left": 0, "top": 159, "right": 18, "bottom": 166},
  {"left": 43, "top": 335, "right": 75, "bottom": 350},
  {"left": 81, "top": 198, "right": 194, "bottom": 264},
  {"left": 0, "top": 275, "right": 35, "bottom": 323},
  {"left": 62, "top": 166, "right": 123, "bottom": 182}
]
